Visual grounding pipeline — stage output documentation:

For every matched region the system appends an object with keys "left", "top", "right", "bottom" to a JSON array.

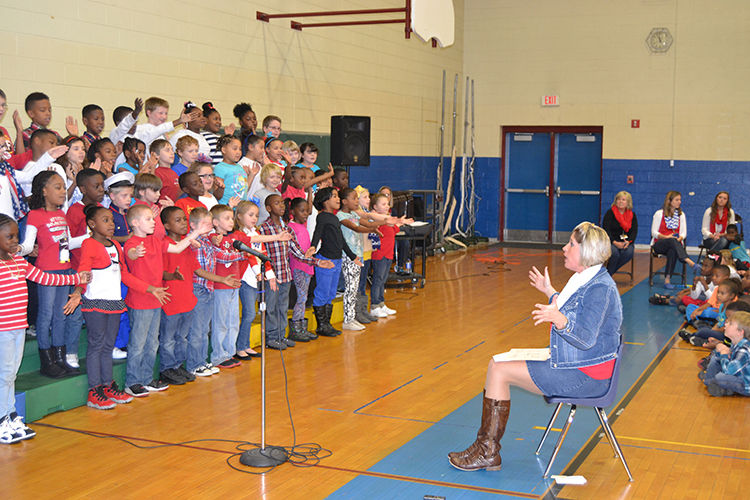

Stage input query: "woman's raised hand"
[{"left": 529, "top": 266, "right": 554, "bottom": 297}]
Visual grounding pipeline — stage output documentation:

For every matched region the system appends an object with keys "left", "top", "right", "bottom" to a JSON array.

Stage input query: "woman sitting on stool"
[
  {"left": 651, "top": 190, "right": 700, "bottom": 289},
  {"left": 448, "top": 222, "right": 622, "bottom": 472},
  {"left": 701, "top": 191, "right": 735, "bottom": 252},
  {"left": 602, "top": 191, "right": 638, "bottom": 276}
]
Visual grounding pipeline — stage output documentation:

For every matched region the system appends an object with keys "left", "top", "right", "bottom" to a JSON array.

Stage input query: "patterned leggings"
[
  {"left": 292, "top": 269, "right": 312, "bottom": 321},
  {"left": 342, "top": 257, "right": 360, "bottom": 323}
]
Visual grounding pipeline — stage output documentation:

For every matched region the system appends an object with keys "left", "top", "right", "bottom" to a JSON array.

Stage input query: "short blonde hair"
[
  {"left": 729, "top": 311, "right": 750, "bottom": 339},
  {"left": 571, "top": 221, "right": 612, "bottom": 267},
  {"left": 613, "top": 191, "right": 633, "bottom": 211},
  {"left": 260, "top": 163, "right": 282, "bottom": 185},
  {"left": 175, "top": 135, "right": 199, "bottom": 152},
  {"left": 144, "top": 96, "right": 169, "bottom": 112},
  {"left": 281, "top": 140, "right": 299, "bottom": 154}
]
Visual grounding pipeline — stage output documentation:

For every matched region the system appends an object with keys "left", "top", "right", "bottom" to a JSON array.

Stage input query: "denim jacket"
[{"left": 549, "top": 267, "right": 622, "bottom": 369}]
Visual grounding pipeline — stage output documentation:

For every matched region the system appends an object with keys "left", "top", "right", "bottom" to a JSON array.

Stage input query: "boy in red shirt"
[
  {"left": 209, "top": 204, "right": 244, "bottom": 369},
  {"left": 151, "top": 139, "right": 180, "bottom": 204},
  {"left": 174, "top": 171, "right": 206, "bottom": 218},
  {"left": 122, "top": 204, "right": 210, "bottom": 397}
]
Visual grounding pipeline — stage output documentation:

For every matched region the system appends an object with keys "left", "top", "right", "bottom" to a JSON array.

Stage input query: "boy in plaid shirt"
[{"left": 258, "top": 194, "right": 332, "bottom": 349}]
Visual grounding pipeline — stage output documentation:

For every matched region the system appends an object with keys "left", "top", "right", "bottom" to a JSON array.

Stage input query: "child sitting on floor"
[
  {"left": 701, "top": 311, "right": 750, "bottom": 397},
  {"left": 680, "top": 286, "right": 749, "bottom": 347},
  {"left": 726, "top": 224, "right": 749, "bottom": 271},
  {"left": 685, "top": 265, "right": 732, "bottom": 324}
]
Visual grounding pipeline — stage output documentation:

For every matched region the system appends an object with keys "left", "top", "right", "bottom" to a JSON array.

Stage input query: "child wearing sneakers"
[
  {"left": 369, "top": 193, "right": 399, "bottom": 318},
  {"left": 75, "top": 205, "right": 164, "bottom": 409},
  {"left": 686, "top": 265, "right": 732, "bottom": 323},
  {"left": 0, "top": 214, "right": 89, "bottom": 443},
  {"left": 123, "top": 204, "right": 210, "bottom": 397},
  {"left": 187, "top": 208, "right": 242, "bottom": 377},
  {"left": 701, "top": 311, "right": 750, "bottom": 397}
]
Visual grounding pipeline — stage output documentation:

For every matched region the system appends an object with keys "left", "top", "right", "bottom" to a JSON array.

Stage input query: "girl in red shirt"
[{"left": 18, "top": 171, "right": 88, "bottom": 378}]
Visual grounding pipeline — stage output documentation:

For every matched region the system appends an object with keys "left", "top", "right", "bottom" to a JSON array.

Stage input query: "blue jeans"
[
  {"left": 211, "top": 288, "right": 239, "bottom": 364},
  {"left": 703, "top": 237, "right": 729, "bottom": 252},
  {"left": 114, "top": 283, "right": 130, "bottom": 349},
  {"left": 704, "top": 354, "right": 750, "bottom": 395},
  {"left": 126, "top": 308, "right": 161, "bottom": 387},
  {"left": 686, "top": 304, "right": 719, "bottom": 322},
  {"left": 607, "top": 243, "right": 634, "bottom": 275},
  {"left": 0, "top": 329, "right": 24, "bottom": 418},
  {"left": 35, "top": 268, "right": 83, "bottom": 351},
  {"left": 370, "top": 258, "right": 392, "bottom": 305},
  {"left": 313, "top": 256, "right": 341, "bottom": 307},
  {"left": 159, "top": 310, "right": 194, "bottom": 371},
  {"left": 237, "top": 282, "right": 258, "bottom": 351},
  {"left": 187, "top": 285, "right": 213, "bottom": 372},
  {"left": 83, "top": 311, "right": 119, "bottom": 388},
  {"left": 265, "top": 281, "right": 291, "bottom": 343},
  {"left": 358, "top": 259, "right": 371, "bottom": 296}
]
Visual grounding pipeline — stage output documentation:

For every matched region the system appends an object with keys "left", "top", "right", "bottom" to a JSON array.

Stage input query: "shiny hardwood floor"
[{"left": 1, "top": 246, "right": 748, "bottom": 499}]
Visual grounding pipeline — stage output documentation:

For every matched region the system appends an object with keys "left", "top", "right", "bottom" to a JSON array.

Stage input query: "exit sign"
[{"left": 542, "top": 95, "right": 559, "bottom": 107}]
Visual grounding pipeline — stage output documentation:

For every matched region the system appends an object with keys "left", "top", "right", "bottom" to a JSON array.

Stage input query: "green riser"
[{"left": 16, "top": 303, "right": 342, "bottom": 422}]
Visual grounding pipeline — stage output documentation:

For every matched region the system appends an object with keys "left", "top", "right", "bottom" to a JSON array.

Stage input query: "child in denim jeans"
[{"left": 702, "top": 311, "right": 750, "bottom": 396}]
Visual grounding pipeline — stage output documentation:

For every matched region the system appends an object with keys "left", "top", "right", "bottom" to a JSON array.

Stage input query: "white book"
[{"left": 492, "top": 348, "right": 550, "bottom": 363}]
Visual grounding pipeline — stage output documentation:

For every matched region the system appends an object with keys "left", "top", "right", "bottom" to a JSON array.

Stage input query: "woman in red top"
[
  {"left": 18, "top": 171, "right": 88, "bottom": 378},
  {"left": 701, "top": 191, "right": 736, "bottom": 252}
]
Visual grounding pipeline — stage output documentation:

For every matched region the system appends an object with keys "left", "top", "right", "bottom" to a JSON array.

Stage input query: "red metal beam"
[
  {"left": 292, "top": 18, "right": 406, "bottom": 31},
  {"left": 258, "top": 7, "right": 406, "bottom": 22}
]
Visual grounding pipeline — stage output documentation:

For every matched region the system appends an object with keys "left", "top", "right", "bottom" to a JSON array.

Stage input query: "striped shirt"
[
  {"left": 0, "top": 256, "right": 80, "bottom": 332},
  {"left": 201, "top": 131, "right": 222, "bottom": 166}
]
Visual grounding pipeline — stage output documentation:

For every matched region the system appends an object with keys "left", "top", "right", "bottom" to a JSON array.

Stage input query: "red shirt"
[
  {"left": 213, "top": 233, "right": 241, "bottom": 290},
  {"left": 372, "top": 224, "right": 399, "bottom": 260},
  {"left": 282, "top": 185, "right": 306, "bottom": 201},
  {"left": 162, "top": 236, "right": 198, "bottom": 315},
  {"left": 154, "top": 166, "right": 180, "bottom": 203},
  {"left": 8, "top": 150, "right": 32, "bottom": 170},
  {"left": 27, "top": 208, "right": 71, "bottom": 271},
  {"left": 124, "top": 234, "right": 169, "bottom": 309},
  {"left": 174, "top": 196, "right": 206, "bottom": 219},
  {"left": 66, "top": 201, "right": 90, "bottom": 270},
  {"left": 132, "top": 199, "right": 166, "bottom": 240}
]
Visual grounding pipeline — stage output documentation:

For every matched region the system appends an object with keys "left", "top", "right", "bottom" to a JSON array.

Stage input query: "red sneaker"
[
  {"left": 87, "top": 386, "right": 116, "bottom": 410},
  {"left": 218, "top": 359, "right": 241, "bottom": 369},
  {"left": 103, "top": 381, "right": 133, "bottom": 404}
]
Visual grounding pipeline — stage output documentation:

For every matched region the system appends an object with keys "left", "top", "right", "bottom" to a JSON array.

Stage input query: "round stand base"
[{"left": 239, "top": 446, "right": 288, "bottom": 467}]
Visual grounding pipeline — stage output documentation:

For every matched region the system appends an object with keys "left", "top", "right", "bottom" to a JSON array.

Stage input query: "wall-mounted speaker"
[{"left": 330, "top": 115, "right": 370, "bottom": 166}]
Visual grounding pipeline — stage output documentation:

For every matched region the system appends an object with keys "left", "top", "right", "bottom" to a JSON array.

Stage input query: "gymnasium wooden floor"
[{"left": 1, "top": 246, "right": 748, "bottom": 499}]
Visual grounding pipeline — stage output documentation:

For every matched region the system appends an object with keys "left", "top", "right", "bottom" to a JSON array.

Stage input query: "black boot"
[
  {"left": 354, "top": 295, "right": 372, "bottom": 324},
  {"left": 287, "top": 319, "right": 310, "bottom": 342},
  {"left": 53, "top": 345, "right": 80, "bottom": 375},
  {"left": 313, "top": 306, "right": 338, "bottom": 337},
  {"left": 39, "top": 348, "right": 66, "bottom": 378},
  {"left": 325, "top": 303, "right": 342, "bottom": 336},
  {"left": 302, "top": 318, "right": 317, "bottom": 339}
]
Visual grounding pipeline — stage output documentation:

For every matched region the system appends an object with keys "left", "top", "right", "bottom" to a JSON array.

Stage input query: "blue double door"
[{"left": 502, "top": 128, "right": 602, "bottom": 244}]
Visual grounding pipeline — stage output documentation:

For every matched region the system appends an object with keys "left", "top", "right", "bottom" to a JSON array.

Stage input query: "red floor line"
[{"left": 36, "top": 423, "right": 538, "bottom": 498}]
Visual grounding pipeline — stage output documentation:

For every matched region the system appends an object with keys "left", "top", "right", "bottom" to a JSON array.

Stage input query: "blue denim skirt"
[{"left": 526, "top": 360, "right": 610, "bottom": 398}]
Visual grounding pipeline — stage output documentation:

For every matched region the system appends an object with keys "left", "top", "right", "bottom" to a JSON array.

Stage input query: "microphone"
[{"left": 232, "top": 240, "right": 271, "bottom": 263}]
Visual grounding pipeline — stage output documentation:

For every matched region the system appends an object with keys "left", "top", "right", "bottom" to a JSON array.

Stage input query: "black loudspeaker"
[{"left": 330, "top": 115, "right": 370, "bottom": 166}]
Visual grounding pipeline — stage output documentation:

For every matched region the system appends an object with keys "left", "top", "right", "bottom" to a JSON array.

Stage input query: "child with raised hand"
[
  {"left": 200, "top": 102, "right": 234, "bottom": 166},
  {"left": 158, "top": 206, "right": 201, "bottom": 386},
  {"left": 260, "top": 194, "right": 332, "bottom": 348},
  {"left": 81, "top": 104, "right": 105, "bottom": 147},
  {"left": 115, "top": 137, "right": 148, "bottom": 176},
  {"left": 282, "top": 140, "right": 301, "bottom": 166},
  {"left": 308, "top": 188, "right": 361, "bottom": 336},
  {"left": 0, "top": 88, "right": 26, "bottom": 158},
  {"left": 174, "top": 171, "right": 207, "bottom": 217},
  {"left": 187, "top": 207, "right": 243, "bottom": 377},
  {"left": 0, "top": 214, "right": 90, "bottom": 443},
  {"left": 58, "top": 136, "right": 87, "bottom": 202},
  {"left": 86, "top": 138, "right": 117, "bottom": 179},
  {"left": 172, "top": 136, "right": 200, "bottom": 177},
  {"left": 122, "top": 204, "right": 210, "bottom": 397},
  {"left": 702, "top": 310, "right": 750, "bottom": 397},
  {"left": 288, "top": 197, "right": 317, "bottom": 340},
  {"left": 369, "top": 193, "right": 401, "bottom": 318},
  {"left": 135, "top": 96, "right": 200, "bottom": 155},
  {"left": 189, "top": 161, "right": 220, "bottom": 210},
  {"left": 214, "top": 135, "right": 247, "bottom": 205},
  {"left": 337, "top": 188, "right": 382, "bottom": 331},
  {"left": 17, "top": 171, "right": 89, "bottom": 377},
  {"left": 232, "top": 201, "right": 287, "bottom": 356},
  {"left": 232, "top": 102, "right": 256, "bottom": 155},
  {"left": 264, "top": 137, "right": 289, "bottom": 171},
  {"left": 169, "top": 101, "right": 211, "bottom": 160},
  {"left": 239, "top": 134, "right": 265, "bottom": 197},
  {"left": 16, "top": 130, "right": 69, "bottom": 200},
  {"left": 108, "top": 98, "right": 143, "bottom": 149},
  {"left": 75, "top": 205, "right": 157, "bottom": 409}
]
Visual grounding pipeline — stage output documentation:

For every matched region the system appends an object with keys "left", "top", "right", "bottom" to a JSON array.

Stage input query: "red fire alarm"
[{"left": 631, "top": 119, "right": 640, "bottom": 128}]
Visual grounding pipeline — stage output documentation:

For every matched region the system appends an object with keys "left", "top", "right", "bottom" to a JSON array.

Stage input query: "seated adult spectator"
[
  {"left": 701, "top": 191, "right": 736, "bottom": 252},
  {"left": 651, "top": 190, "right": 699, "bottom": 288},
  {"left": 601, "top": 191, "right": 637, "bottom": 276}
]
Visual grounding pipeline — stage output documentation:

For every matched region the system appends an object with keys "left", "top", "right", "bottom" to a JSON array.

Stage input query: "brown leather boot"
[{"left": 448, "top": 394, "right": 510, "bottom": 471}]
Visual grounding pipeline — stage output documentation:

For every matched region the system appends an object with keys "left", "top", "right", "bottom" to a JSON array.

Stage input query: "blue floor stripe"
[{"left": 328, "top": 276, "right": 685, "bottom": 499}]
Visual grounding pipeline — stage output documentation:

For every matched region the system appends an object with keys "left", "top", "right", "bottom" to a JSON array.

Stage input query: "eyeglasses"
[
  {"left": 198, "top": 174, "right": 215, "bottom": 179},
  {"left": 0, "top": 104, "right": 7, "bottom": 110}
]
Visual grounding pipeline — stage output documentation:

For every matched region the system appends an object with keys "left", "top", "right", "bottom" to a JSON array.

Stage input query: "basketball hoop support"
[{"left": 257, "top": 1, "right": 437, "bottom": 45}]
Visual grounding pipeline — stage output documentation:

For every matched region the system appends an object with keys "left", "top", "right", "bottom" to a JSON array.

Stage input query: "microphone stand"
[{"left": 239, "top": 268, "right": 288, "bottom": 467}]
